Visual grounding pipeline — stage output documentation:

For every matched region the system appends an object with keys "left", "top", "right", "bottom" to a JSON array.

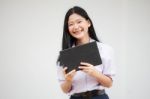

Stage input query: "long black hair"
[{"left": 62, "top": 6, "right": 100, "bottom": 50}]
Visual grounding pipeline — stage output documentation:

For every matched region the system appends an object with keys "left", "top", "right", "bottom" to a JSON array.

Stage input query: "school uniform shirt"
[{"left": 57, "top": 40, "right": 116, "bottom": 96}]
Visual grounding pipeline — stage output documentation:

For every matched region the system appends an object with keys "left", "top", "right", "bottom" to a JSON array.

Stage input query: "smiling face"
[{"left": 68, "top": 13, "right": 91, "bottom": 42}]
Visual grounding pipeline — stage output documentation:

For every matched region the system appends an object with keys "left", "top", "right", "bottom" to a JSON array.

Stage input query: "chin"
[
  {"left": 73, "top": 34, "right": 84, "bottom": 39},
  {"left": 74, "top": 36, "right": 84, "bottom": 40}
]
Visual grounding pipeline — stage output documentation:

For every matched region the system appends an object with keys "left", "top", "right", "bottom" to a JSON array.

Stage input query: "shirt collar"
[{"left": 72, "top": 38, "right": 95, "bottom": 47}]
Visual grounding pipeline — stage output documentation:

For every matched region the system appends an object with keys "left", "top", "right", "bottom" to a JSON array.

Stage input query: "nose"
[{"left": 73, "top": 23, "right": 79, "bottom": 30}]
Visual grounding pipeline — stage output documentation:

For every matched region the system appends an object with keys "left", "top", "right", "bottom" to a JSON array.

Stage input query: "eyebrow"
[{"left": 68, "top": 18, "right": 84, "bottom": 23}]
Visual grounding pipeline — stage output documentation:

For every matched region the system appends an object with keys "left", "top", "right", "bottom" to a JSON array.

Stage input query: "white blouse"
[{"left": 57, "top": 41, "right": 116, "bottom": 96}]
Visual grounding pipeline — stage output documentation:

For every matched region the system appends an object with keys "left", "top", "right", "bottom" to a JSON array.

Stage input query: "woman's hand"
[
  {"left": 63, "top": 67, "right": 76, "bottom": 82},
  {"left": 79, "top": 62, "right": 112, "bottom": 88},
  {"left": 78, "top": 62, "right": 97, "bottom": 76},
  {"left": 61, "top": 67, "right": 76, "bottom": 93}
]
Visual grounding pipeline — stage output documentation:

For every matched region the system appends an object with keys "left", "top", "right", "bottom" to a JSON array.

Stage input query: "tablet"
[{"left": 59, "top": 41, "right": 102, "bottom": 73}]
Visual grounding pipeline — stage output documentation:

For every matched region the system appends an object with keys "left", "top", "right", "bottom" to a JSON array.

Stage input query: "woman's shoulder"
[
  {"left": 96, "top": 41, "right": 114, "bottom": 52},
  {"left": 96, "top": 41, "right": 113, "bottom": 49}
]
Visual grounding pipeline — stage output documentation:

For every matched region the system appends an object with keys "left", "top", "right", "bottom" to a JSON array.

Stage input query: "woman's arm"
[
  {"left": 79, "top": 62, "right": 112, "bottom": 88},
  {"left": 60, "top": 67, "right": 76, "bottom": 93},
  {"left": 61, "top": 79, "right": 72, "bottom": 93},
  {"left": 91, "top": 69, "right": 112, "bottom": 88}
]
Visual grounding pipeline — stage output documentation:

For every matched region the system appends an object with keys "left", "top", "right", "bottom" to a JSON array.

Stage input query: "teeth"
[{"left": 74, "top": 32, "right": 81, "bottom": 34}]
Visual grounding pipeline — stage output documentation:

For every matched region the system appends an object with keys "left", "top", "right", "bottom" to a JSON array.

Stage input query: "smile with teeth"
[
  {"left": 73, "top": 29, "right": 83, "bottom": 35},
  {"left": 74, "top": 31, "right": 81, "bottom": 34}
]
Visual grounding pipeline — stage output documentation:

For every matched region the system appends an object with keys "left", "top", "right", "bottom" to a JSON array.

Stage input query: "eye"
[
  {"left": 77, "top": 20, "right": 82, "bottom": 24},
  {"left": 68, "top": 23, "right": 73, "bottom": 27}
]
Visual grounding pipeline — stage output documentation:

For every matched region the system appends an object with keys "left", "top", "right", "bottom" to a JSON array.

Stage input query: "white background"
[{"left": 0, "top": 0, "right": 150, "bottom": 99}]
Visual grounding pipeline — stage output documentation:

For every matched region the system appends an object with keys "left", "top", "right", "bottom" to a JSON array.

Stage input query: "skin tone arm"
[
  {"left": 79, "top": 62, "right": 112, "bottom": 88},
  {"left": 60, "top": 67, "right": 76, "bottom": 93},
  {"left": 61, "top": 62, "right": 112, "bottom": 93}
]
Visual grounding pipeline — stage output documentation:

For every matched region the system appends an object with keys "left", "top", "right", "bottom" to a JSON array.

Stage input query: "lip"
[
  {"left": 73, "top": 29, "right": 83, "bottom": 35},
  {"left": 74, "top": 31, "right": 81, "bottom": 34}
]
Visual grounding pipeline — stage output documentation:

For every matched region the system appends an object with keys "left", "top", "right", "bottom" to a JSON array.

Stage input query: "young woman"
[{"left": 57, "top": 6, "right": 116, "bottom": 99}]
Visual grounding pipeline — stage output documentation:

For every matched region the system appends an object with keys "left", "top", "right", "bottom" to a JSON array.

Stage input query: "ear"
[{"left": 87, "top": 19, "right": 91, "bottom": 27}]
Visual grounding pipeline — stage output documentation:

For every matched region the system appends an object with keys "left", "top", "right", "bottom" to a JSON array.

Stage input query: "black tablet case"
[{"left": 59, "top": 41, "right": 102, "bottom": 73}]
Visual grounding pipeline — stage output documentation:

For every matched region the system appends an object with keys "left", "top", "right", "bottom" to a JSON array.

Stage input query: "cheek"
[{"left": 68, "top": 27, "right": 73, "bottom": 33}]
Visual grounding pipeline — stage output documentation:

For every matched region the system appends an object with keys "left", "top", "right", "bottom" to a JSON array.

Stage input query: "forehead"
[{"left": 68, "top": 13, "right": 85, "bottom": 22}]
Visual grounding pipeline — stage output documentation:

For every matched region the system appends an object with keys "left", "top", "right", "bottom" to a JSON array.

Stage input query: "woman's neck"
[{"left": 76, "top": 37, "right": 90, "bottom": 46}]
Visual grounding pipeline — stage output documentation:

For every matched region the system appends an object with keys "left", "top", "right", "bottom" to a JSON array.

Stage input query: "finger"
[
  {"left": 68, "top": 69, "right": 76, "bottom": 75},
  {"left": 65, "top": 69, "right": 76, "bottom": 81},
  {"left": 80, "top": 62, "right": 92, "bottom": 66},
  {"left": 78, "top": 66, "right": 88, "bottom": 69},
  {"left": 63, "top": 67, "right": 68, "bottom": 74}
]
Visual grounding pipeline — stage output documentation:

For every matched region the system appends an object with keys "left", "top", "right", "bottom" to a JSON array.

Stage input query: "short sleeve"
[
  {"left": 56, "top": 62, "right": 65, "bottom": 84},
  {"left": 97, "top": 42, "right": 116, "bottom": 80},
  {"left": 102, "top": 46, "right": 116, "bottom": 80}
]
